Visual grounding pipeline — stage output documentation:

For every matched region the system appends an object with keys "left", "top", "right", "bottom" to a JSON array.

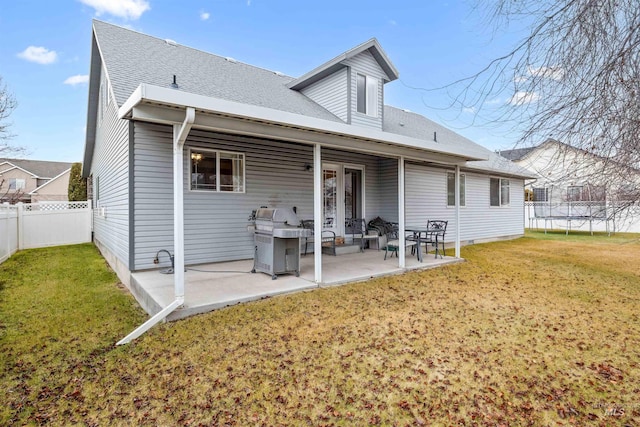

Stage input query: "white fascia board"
[
  {"left": 119, "top": 84, "right": 488, "bottom": 162},
  {"left": 0, "top": 164, "right": 40, "bottom": 178},
  {"left": 287, "top": 38, "right": 398, "bottom": 89}
]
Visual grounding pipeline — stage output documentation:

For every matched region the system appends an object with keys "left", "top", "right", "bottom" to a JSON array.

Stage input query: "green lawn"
[{"left": 1, "top": 234, "right": 639, "bottom": 426}]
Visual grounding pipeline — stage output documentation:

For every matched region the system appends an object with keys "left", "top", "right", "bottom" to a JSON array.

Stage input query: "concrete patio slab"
[{"left": 130, "top": 249, "right": 462, "bottom": 321}]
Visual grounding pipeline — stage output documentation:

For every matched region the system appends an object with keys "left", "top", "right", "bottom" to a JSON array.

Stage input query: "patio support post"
[
  {"left": 116, "top": 107, "right": 195, "bottom": 346},
  {"left": 398, "top": 156, "right": 405, "bottom": 268},
  {"left": 455, "top": 164, "right": 461, "bottom": 258},
  {"left": 313, "top": 143, "right": 322, "bottom": 284}
]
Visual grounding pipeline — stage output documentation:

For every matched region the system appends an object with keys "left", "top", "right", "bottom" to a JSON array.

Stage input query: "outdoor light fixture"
[{"left": 304, "top": 163, "right": 312, "bottom": 171}]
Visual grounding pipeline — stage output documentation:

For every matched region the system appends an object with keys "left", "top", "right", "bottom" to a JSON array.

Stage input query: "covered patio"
[
  {"left": 130, "top": 249, "right": 462, "bottom": 321},
  {"left": 115, "top": 86, "right": 481, "bottom": 344}
]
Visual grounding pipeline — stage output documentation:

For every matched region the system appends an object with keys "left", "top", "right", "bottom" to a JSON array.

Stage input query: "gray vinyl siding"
[
  {"left": 405, "top": 163, "right": 524, "bottom": 242},
  {"left": 91, "top": 67, "right": 130, "bottom": 267},
  {"left": 344, "top": 50, "right": 386, "bottom": 130},
  {"left": 378, "top": 158, "right": 399, "bottom": 222},
  {"left": 300, "top": 68, "right": 348, "bottom": 122},
  {"left": 132, "top": 124, "right": 399, "bottom": 269}
]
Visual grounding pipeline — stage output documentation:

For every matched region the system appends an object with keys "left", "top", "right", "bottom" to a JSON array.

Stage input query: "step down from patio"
[{"left": 333, "top": 244, "right": 362, "bottom": 255}]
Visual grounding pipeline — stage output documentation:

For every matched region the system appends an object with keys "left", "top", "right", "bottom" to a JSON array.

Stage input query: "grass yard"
[{"left": 1, "top": 233, "right": 639, "bottom": 426}]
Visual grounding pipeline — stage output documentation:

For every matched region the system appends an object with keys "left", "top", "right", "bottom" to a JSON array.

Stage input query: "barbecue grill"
[{"left": 251, "top": 207, "right": 310, "bottom": 279}]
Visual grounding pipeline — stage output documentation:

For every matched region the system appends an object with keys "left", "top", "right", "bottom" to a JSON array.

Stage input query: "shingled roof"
[
  {"left": 93, "top": 20, "right": 341, "bottom": 122},
  {"left": 0, "top": 158, "right": 73, "bottom": 179},
  {"left": 90, "top": 20, "right": 534, "bottom": 179},
  {"left": 384, "top": 107, "right": 534, "bottom": 177},
  {"left": 497, "top": 147, "right": 536, "bottom": 161}
]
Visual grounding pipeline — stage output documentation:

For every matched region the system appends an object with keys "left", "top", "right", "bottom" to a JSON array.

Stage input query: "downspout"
[{"left": 117, "top": 107, "right": 195, "bottom": 345}]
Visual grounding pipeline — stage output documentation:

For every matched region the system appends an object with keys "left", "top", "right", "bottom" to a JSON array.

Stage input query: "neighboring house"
[
  {"left": 500, "top": 139, "right": 640, "bottom": 232},
  {"left": 82, "top": 21, "right": 533, "bottom": 292},
  {"left": 0, "top": 158, "right": 72, "bottom": 203},
  {"left": 499, "top": 139, "right": 640, "bottom": 203}
]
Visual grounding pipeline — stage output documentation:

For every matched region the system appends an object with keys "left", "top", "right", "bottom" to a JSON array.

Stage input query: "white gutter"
[{"left": 117, "top": 107, "right": 195, "bottom": 345}]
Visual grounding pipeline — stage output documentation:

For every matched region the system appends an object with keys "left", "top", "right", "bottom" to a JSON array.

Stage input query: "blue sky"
[{"left": 1, "top": 0, "right": 526, "bottom": 162}]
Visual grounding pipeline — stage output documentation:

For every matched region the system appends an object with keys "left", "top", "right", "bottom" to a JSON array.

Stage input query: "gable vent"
[
  {"left": 224, "top": 57, "right": 237, "bottom": 63},
  {"left": 164, "top": 39, "right": 178, "bottom": 46}
]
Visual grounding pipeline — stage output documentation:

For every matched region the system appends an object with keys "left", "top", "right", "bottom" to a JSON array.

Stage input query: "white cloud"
[
  {"left": 485, "top": 97, "right": 503, "bottom": 105},
  {"left": 64, "top": 74, "right": 89, "bottom": 86},
  {"left": 509, "top": 91, "right": 540, "bottom": 105},
  {"left": 17, "top": 46, "right": 57, "bottom": 64},
  {"left": 463, "top": 106, "right": 476, "bottom": 114},
  {"left": 389, "top": 20, "right": 397, "bottom": 26},
  {"left": 528, "top": 66, "right": 564, "bottom": 81},
  {"left": 79, "top": 0, "right": 150, "bottom": 20},
  {"left": 200, "top": 11, "right": 210, "bottom": 20}
]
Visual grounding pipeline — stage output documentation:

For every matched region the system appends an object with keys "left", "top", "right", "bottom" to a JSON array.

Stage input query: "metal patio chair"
[
  {"left": 425, "top": 220, "right": 447, "bottom": 258},
  {"left": 301, "top": 220, "right": 337, "bottom": 256}
]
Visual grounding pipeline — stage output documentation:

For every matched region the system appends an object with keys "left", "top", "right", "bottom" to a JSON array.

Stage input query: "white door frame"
[{"left": 322, "top": 162, "right": 366, "bottom": 237}]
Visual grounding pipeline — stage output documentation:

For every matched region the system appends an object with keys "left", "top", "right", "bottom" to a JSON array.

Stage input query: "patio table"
[{"left": 405, "top": 226, "right": 441, "bottom": 262}]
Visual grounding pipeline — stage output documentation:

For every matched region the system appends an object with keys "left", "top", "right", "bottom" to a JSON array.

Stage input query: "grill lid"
[{"left": 255, "top": 207, "right": 301, "bottom": 227}]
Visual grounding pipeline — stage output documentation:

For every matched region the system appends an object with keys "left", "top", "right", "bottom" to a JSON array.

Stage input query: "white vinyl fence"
[
  {"left": 0, "top": 201, "right": 92, "bottom": 264},
  {"left": 0, "top": 205, "right": 18, "bottom": 264}
]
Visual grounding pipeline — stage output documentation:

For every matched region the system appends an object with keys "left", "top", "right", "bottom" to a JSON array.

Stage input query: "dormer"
[{"left": 288, "top": 39, "right": 399, "bottom": 131}]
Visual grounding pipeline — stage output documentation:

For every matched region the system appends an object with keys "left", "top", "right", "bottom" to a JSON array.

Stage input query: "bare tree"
[
  {"left": 0, "top": 178, "right": 25, "bottom": 204},
  {"left": 0, "top": 75, "right": 21, "bottom": 156},
  {"left": 439, "top": 0, "right": 640, "bottom": 200}
]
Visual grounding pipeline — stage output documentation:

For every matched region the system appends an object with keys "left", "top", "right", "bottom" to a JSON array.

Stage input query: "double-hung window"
[
  {"left": 490, "top": 177, "right": 510, "bottom": 206},
  {"left": 190, "top": 149, "right": 245, "bottom": 192},
  {"left": 8, "top": 178, "right": 26, "bottom": 190},
  {"left": 447, "top": 172, "right": 466, "bottom": 206},
  {"left": 356, "top": 74, "right": 378, "bottom": 117}
]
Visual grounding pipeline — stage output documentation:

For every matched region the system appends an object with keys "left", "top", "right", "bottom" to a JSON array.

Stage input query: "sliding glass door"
[{"left": 322, "top": 164, "right": 364, "bottom": 237}]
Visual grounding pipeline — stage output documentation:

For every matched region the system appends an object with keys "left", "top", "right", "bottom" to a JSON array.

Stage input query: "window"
[
  {"left": 8, "top": 178, "right": 26, "bottom": 190},
  {"left": 190, "top": 149, "right": 245, "bottom": 192},
  {"left": 356, "top": 74, "right": 378, "bottom": 117},
  {"left": 447, "top": 172, "right": 466, "bottom": 206},
  {"left": 490, "top": 177, "right": 510, "bottom": 206},
  {"left": 566, "top": 185, "right": 583, "bottom": 202},
  {"left": 532, "top": 187, "right": 549, "bottom": 202}
]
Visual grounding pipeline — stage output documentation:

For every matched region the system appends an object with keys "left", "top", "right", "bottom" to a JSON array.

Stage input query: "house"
[
  {"left": 0, "top": 158, "right": 72, "bottom": 203},
  {"left": 500, "top": 139, "right": 640, "bottom": 232},
  {"left": 82, "top": 21, "right": 533, "bottom": 340}
]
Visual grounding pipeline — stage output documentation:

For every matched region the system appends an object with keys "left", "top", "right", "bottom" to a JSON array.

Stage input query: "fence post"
[
  {"left": 3, "top": 204, "right": 10, "bottom": 258},
  {"left": 17, "top": 202, "right": 24, "bottom": 250}
]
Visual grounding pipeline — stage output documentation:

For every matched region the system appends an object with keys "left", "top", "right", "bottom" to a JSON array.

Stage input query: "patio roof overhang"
[{"left": 118, "top": 84, "right": 488, "bottom": 165}]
